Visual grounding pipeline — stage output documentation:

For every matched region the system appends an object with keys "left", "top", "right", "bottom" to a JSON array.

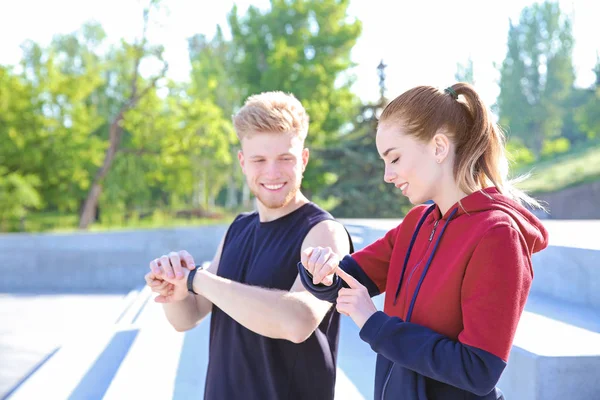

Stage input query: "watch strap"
[{"left": 187, "top": 264, "right": 203, "bottom": 295}]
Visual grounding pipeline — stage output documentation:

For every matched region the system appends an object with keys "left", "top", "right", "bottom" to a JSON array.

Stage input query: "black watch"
[{"left": 187, "top": 264, "right": 204, "bottom": 295}]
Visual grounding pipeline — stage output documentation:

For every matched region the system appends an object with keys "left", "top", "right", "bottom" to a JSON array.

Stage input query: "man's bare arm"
[{"left": 190, "top": 220, "right": 351, "bottom": 343}]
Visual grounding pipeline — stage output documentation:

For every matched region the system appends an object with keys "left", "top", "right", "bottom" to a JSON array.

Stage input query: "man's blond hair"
[{"left": 233, "top": 91, "right": 309, "bottom": 141}]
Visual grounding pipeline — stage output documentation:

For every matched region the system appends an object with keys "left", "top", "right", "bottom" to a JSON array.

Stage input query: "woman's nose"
[{"left": 384, "top": 167, "right": 396, "bottom": 183}]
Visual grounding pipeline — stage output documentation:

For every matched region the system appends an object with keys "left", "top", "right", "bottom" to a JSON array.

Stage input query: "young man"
[{"left": 145, "top": 91, "right": 353, "bottom": 400}]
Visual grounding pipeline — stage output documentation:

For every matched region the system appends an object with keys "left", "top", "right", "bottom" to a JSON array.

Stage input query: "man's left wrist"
[
  {"left": 187, "top": 264, "right": 205, "bottom": 295},
  {"left": 192, "top": 267, "right": 210, "bottom": 296}
]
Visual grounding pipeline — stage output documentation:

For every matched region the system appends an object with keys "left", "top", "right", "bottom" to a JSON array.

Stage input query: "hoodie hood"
[{"left": 432, "top": 187, "right": 549, "bottom": 255}]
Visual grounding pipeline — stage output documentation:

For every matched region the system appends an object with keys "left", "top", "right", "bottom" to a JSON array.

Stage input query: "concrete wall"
[
  {"left": 1, "top": 220, "right": 598, "bottom": 304},
  {"left": 537, "top": 180, "right": 600, "bottom": 219},
  {"left": 0, "top": 225, "right": 227, "bottom": 293},
  {"left": 530, "top": 220, "right": 600, "bottom": 309}
]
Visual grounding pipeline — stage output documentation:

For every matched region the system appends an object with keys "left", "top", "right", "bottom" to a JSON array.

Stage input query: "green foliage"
[
  {"left": 186, "top": 30, "right": 240, "bottom": 208},
  {"left": 0, "top": 167, "right": 42, "bottom": 230},
  {"left": 17, "top": 25, "right": 107, "bottom": 213},
  {"left": 541, "top": 137, "right": 570, "bottom": 156},
  {"left": 455, "top": 57, "right": 475, "bottom": 84},
  {"left": 317, "top": 102, "right": 412, "bottom": 218},
  {"left": 575, "top": 85, "right": 600, "bottom": 140},
  {"left": 227, "top": 0, "right": 362, "bottom": 195},
  {"left": 506, "top": 139, "right": 536, "bottom": 169},
  {"left": 497, "top": 1, "right": 575, "bottom": 157},
  {"left": 17, "top": 209, "right": 233, "bottom": 233},
  {"left": 4, "top": 0, "right": 600, "bottom": 232},
  {"left": 516, "top": 142, "right": 600, "bottom": 194}
]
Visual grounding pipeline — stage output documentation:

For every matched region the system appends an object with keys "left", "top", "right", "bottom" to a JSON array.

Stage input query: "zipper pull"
[{"left": 429, "top": 220, "right": 440, "bottom": 241}]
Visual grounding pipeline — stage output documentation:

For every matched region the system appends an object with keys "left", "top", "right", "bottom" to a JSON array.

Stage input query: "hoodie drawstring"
[{"left": 393, "top": 206, "right": 459, "bottom": 322}]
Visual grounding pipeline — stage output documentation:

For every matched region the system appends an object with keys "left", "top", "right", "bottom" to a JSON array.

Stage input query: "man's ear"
[
  {"left": 238, "top": 150, "right": 246, "bottom": 174},
  {"left": 301, "top": 148, "right": 309, "bottom": 171}
]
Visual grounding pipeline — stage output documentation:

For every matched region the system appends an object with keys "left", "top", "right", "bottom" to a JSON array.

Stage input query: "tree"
[
  {"left": 574, "top": 55, "right": 600, "bottom": 140},
  {"left": 318, "top": 102, "right": 411, "bottom": 217},
  {"left": 227, "top": 0, "right": 362, "bottom": 195},
  {"left": 15, "top": 25, "right": 107, "bottom": 215},
  {"left": 497, "top": 1, "right": 575, "bottom": 157},
  {"left": 318, "top": 61, "right": 412, "bottom": 217},
  {"left": 79, "top": 1, "right": 168, "bottom": 228},
  {"left": 455, "top": 57, "right": 475, "bottom": 84},
  {"left": 0, "top": 66, "right": 44, "bottom": 230},
  {"left": 187, "top": 29, "right": 242, "bottom": 208}
]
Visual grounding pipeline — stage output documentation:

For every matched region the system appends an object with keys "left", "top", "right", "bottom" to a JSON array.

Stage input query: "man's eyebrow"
[{"left": 248, "top": 153, "right": 294, "bottom": 159}]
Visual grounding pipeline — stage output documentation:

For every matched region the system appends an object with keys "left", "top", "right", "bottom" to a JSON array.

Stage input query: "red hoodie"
[
  {"left": 354, "top": 186, "right": 549, "bottom": 361},
  {"left": 299, "top": 186, "right": 550, "bottom": 399}
]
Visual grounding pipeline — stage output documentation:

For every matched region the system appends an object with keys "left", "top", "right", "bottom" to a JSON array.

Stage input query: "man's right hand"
[
  {"left": 301, "top": 246, "right": 340, "bottom": 286},
  {"left": 145, "top": 271, "right": 175, "bottom": 302},
  {"left": 146, "top": 250, "right": 197, "bottom": 303}
]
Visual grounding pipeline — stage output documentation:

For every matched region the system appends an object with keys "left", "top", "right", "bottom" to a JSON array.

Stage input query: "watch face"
[{"left": 196, "top": 262, "right": 210, "bottom": 270}]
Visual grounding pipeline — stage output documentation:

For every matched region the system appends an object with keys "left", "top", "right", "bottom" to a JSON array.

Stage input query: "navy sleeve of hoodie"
[
  {"left": 360, "top": 312, "right": 507, "bottom": 396},
  {"left": 298, "top": 255, "right": 380, "bottom": 303}
]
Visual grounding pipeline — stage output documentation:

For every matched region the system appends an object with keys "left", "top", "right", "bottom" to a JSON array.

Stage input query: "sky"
[{"left": 1, "top": 0, "right": 599, "bottom": 108}]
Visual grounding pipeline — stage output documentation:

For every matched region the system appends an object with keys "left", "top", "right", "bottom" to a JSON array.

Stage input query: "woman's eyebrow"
[{"left": 380, "top": 147, "right": 398, "bottom": 158}]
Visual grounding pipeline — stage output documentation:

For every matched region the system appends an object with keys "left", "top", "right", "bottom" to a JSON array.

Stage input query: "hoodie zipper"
[
  {"left": 382, "top": 207, "right": 459, "bottom": 400},
  {"left": 403, "top": 219, "right": 440, "bottom": 306},
  {"left": 428, "top": 219, "right": 439, "bottom": 241},
  {"left": 383, "top": 219, "right": 441, "bottom": 400}
]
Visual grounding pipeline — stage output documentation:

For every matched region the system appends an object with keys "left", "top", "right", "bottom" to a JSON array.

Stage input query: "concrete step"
[
  {"left": 499, "top": 293, "right": 600, "bottom": 399},
  {"left": 6, "top": 287, "right": 365, "bottom": 400},
  {"left": 6, "top": 287, "right": 151, "bottom": 400},
  {"left": 0, "top": 291, "right": 130, "bottom": 400}
]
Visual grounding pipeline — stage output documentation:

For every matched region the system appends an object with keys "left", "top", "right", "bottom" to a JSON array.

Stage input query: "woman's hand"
[{"left": 335, "top": 268, "right": 378, "bottom": 329}]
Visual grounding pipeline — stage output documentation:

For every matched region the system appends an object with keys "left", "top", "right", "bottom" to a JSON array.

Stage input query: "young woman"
[{"left": 299, "top": 83, "right": 549, "bottom": 400}]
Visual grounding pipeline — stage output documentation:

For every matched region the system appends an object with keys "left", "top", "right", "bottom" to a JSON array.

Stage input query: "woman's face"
[{"left": 376, "top": 121, "right": 443, "bottom": 205}]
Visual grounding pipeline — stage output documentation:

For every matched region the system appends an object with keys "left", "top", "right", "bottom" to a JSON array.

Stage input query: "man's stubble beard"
[{"left": 252, "top": 181, "right": 301, "bottom": 210}]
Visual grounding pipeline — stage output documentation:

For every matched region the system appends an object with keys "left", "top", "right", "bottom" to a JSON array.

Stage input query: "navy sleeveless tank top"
[{"left": 203, "top": 202, "right": 352, "bottom": 400}]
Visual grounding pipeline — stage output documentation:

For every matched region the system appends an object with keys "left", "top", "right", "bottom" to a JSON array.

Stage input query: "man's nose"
[{"left": 264, "top": 161, "right": 282, "bottom": 179}]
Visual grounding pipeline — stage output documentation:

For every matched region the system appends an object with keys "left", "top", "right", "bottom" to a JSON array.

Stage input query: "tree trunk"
[
  {"left": 226, "top": 157, "right": 239, "bottom": 209},
  {"left": 203, "top": 169, "right": 210, "bottom": 210},
  {"left": 79, "top": 112, "right": 123, "bottom": 229},
  {"left": 226, "top": 173, "right": 238, "bottom": 208},
  {"left": 242, "top": 183, "right": 251, "bottom": 208},
  {"left": 77, "top": 2, "right": 167, "bottom": 229},
  {"left": 532, "top": 125, "right": 544, "bottom": 159}
]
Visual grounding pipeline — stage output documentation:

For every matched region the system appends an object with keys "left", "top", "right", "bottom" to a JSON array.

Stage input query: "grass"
[
  {"left": 514, "top": 143, "right": 600, "bottom": 195},
  {"left": 6, "top": 209, "right": 236, "bottom": 234}
]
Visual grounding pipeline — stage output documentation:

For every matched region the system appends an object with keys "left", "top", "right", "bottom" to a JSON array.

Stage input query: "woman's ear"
[{"left": 432, "top": 132, "right": 450, "bottom": 164}]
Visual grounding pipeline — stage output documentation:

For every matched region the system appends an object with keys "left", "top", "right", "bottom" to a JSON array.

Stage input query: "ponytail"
[
  {"left": 379, "top": 82, "right": 546, "bottom": 211},
  {"left": 451, "top": 83, "right": 545, "bottom": 211}
]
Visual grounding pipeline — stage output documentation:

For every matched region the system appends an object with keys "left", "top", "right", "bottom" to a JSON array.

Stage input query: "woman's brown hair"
[{"left": 379, "top": 83, "right": 544, "bottom": 210}]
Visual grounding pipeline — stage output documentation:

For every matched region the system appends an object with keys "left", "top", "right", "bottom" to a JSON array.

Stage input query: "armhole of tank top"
[{"left": 221, "top": 213, "right": 248, "bottom": 252}]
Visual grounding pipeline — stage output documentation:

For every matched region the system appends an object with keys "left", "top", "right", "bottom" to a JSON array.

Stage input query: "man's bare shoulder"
[{"left": 302, "top": 219, "right": 350, "bottom": 254}]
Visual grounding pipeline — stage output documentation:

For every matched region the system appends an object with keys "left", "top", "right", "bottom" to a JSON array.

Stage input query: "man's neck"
[{"left": 256, "top": 193, "right": 310, "bottom": 222}]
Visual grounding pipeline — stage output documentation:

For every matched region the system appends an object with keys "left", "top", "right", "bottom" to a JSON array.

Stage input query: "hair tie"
[{"left": 444, "top": 87, "right": 458, "bottom": 100}]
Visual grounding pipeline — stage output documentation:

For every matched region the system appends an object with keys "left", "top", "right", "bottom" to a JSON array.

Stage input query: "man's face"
[{"left": 238, "top": 132, "right": 309, "bottom": 209}]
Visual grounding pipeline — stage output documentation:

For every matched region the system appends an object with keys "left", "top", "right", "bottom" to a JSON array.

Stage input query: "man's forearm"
[
  {"left": 194, "top": 270, "right": 322, "bottom": 343},
  {"left": 162, "top": 294, "right": 211, "bottom": 332}
]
